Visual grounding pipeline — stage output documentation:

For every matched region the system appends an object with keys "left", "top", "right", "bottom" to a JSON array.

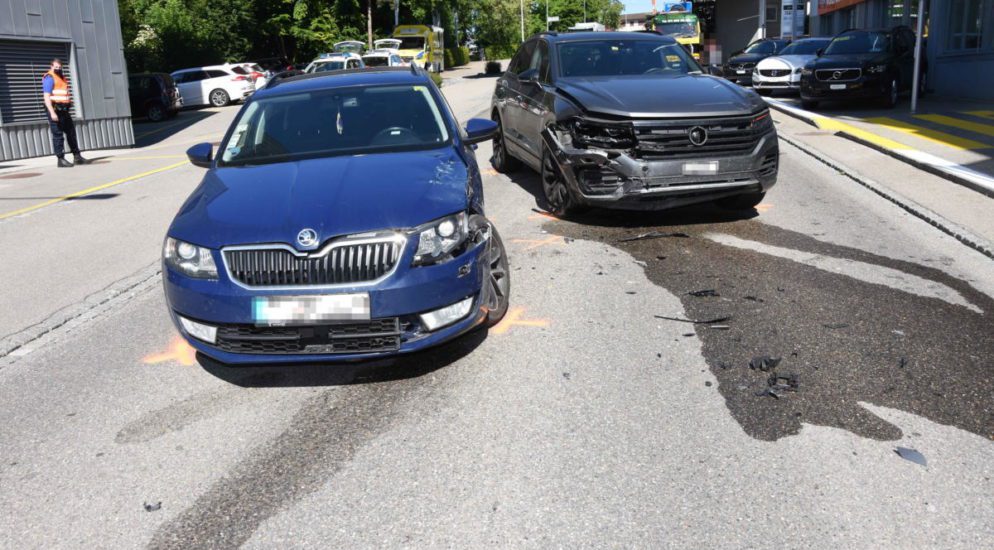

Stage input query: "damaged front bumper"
[{"left": 543, "top": 124, "right": 779, "bottom": 211}]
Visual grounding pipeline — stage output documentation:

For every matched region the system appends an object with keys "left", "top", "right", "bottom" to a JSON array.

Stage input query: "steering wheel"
[{"left": 371, "top": 126, "right": 419, "bottom": 145}]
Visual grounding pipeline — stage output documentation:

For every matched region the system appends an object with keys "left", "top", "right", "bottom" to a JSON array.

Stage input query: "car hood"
[
  {"left": 757, "top": 54, "right": 814, "bottom": 70},
  {"left": 727, "top": 53, "right": 768, "bottom": 66},
  {"left": 811, "top": 53, "right": 888, "bottom": 68},
  {"left": 169, "top": 149, "right": 468, "bottom": 250},
  {"left": 555, "top": 74, "right": 764, "bottom": 119}
]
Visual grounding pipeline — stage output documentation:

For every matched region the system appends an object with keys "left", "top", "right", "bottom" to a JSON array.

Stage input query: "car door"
[
  {"left": 176, "top": 71, "right": 204, "bottom": 106},
  {"left": 518, "top": 40, "right": 554, "bottom": 160},
  {"left": 495, "top": 40, "right": 536, "bottom": 158}
]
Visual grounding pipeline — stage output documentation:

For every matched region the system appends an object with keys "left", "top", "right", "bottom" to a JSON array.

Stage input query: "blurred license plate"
[
  {"left": 736, "top": 70, "right": 746, "bottom": 74},
  {"left": 830, "top": 84, "right": 847, "bottom": 90},
  {"left": 683, "top": 161, "right": 718, "bottom": 175},
  {"left": 253, "top": 294, "right": 370, "bottom": 326}
]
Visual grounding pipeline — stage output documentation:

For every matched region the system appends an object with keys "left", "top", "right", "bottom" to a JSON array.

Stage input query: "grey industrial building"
[{"left": 0, "top": 0, "right": 133, "bottom": 162}]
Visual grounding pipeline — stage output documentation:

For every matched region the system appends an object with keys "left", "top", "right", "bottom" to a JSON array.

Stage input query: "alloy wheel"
[
  {"left": 210, "top": 89, "right": 229, "bottom": 107},
  {"left": 541, "top": 150, "right": 569, "bottom": 214},
  {"left": 487, "top": 232, "right": 509, "bottom": 312}
]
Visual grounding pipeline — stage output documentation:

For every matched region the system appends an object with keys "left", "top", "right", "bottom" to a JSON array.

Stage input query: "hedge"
[{"left": 444, "top": 46, "right": 471, "bottom": 69}]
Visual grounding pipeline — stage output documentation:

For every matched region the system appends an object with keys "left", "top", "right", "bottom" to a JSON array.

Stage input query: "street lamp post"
[{"left": 521, "top": 0, "right": 525, "bottom": 42}]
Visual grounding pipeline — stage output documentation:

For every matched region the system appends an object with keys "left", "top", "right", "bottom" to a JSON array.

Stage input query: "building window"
[
  {"left": 948, "top": 0, "right": 985, "bottom": 51},
  {"left": 0, "top": 40, "right": 76, "bottom": 124},
  {"left": 766, "top": 5, "right": 779, "bottom": 22}
]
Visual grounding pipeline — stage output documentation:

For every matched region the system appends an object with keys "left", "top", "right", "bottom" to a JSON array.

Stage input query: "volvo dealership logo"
[
  {"left": 296, "top": 228, "right": 319, "bottom": 248},
  {"left": 687, "top": 126, "right": 708, "bottom": 147}
]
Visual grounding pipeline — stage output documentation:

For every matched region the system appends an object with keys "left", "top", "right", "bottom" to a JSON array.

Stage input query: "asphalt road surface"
[{"left": 1, "top": 73, "right": 992, "bottom": 549}]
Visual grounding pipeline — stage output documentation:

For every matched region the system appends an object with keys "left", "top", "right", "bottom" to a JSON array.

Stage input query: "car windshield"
[
  {"left": 743, "top": 41, "right": 775, "bottom": 54},
  {"left": 219, "top": 84, "right": 451, "bottom": 166},
  {"left": 558, "top": 40, "right": 701, "bottom": 77},
  {"left": 398, "top": 36, "right": 425, "bottom": 49},
  {"left": 825, "top": 31, "right": 890, "bottom": 54},
  {"left": 363, "top": 56, "right": 389, "bottom": 67},
  {"left": 313, "top": 60, "right": 345, "bottom": 72},
  {"left": 778, "top": 39, "right": 829, "bottom": 56},
  {"left": 655, "top": 21, "right": 697, "bottom": 37},
  {"left": 376, "top": 39, "right": 401, "bottom": 49}
]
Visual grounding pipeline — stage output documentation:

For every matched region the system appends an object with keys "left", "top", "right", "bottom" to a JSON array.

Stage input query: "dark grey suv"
[{"left": 490, "top": 32, "right": 779, "bottom": 216}]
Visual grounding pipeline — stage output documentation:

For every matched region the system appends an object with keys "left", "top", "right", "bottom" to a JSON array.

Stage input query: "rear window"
[{"left": 219, "top": 84, "right": 451, "bottom": 166}]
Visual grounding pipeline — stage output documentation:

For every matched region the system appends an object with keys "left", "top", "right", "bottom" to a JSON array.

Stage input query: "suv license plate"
[
  {"left": 253, "top": 294, "right": 370, "bottom": 326},
  {"left": 830, "top": 83, "right": 847, "bottom": 90},
  {"left": 736, "top": 70, "right": 746, "bottom": 74},
  {"left": 683, "top": 161, "right": 718, "bottom": 175}
]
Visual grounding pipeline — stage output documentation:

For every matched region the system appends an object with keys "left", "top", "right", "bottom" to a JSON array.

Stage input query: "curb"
[
  {"left": 776, "top": 132, "right": 994, "bottom": 261},
  {"left": 766, "top": 98, "right": 994, "bottom": 199}
]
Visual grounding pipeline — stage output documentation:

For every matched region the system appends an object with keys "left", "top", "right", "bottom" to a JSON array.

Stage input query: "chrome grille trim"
[
  {"left": 816, "top": 68, "right": 861, "bottom": 82},
  {"left": 221, "top": 232, "right": 407, "bottom": 290}
]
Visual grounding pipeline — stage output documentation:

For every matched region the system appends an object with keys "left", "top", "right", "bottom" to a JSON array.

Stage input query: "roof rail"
[{"left": 538, "top": 30, "right": 558, "bottom": 37}]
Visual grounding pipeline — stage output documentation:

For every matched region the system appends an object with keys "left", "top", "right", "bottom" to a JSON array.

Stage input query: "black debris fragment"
[
  {"left": 749, "top": 356, "right": 782, "bottom": 372},
  {"left": 682, "top": 333, "right": 695, "bottom": 337},
  {"left": 564, "top": 237, "right": 574, "bottom": 244},
  {"left": 743, "top": 295, "right": 764, "bottom": 302},
  {"left": 562, "top": 372, "right": 571, "bottom": 380},
  {"left": 688, "top": 289, "right": 719, "bottom": 297},
  {"left": 898, "top": 357, "right": 908, "bottom": 369},
  {"left": 894, "top": 447, "right": 927, "bottom": 467},
  {"left": 767, "top": 372, "right": 799, "bottom": 393},
  {"left": 625, "top": 291, "right": 637, "bottom": 295},
  {"left": 617, "top": 231, "right": 689, "bottom": 243},
  {"left": 143, "top": 501, "right": 162, "bottom": 512},
  {"left": 705, "top": 381, "right": 713, "bottom": 387},
  {"left": 656, "top": 353, "right": 662, "bottom": 358},
  {"left": 656, "top": 255, "right": 667, "bottom": 260},
  {"left": 718, "top": 362, "right": 733, "bottom": 370},
  {"left": 655, "top": 315, "right": 732, "bottom": 324},
  {"left": 822, "top": 323, "right": 850, "bottom": 329}
]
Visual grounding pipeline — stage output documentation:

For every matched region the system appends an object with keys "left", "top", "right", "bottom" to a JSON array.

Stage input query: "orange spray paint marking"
[
  {"left": 143, "top": 337, "right": 197, "bottom": 366},
  {"left": 527, "top": 211, "right": 558, "bottom": 221},
  {"left": 491, "top": 306, "right": 550, "bottom": 335},
  {"left": 483, "top": 168, "right": 499, "bottom": 176},
  {"left": 756, "top": 203, "right": 774, "bottom": 212},
  {"left": 510, "top": 236, "right": 564, "bottom": 251}
]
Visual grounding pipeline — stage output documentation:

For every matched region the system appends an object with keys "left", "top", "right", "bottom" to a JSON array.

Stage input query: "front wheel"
[
  {"left": 146, "top": 102, "right": 166, "bottom": 122},
  {"left": 882, "top": 78, "right": 898, "bottom": 108},
  {"left": 716, "top": 191, "right": 765, "bottom": 211},
  {"left": 209, "top": 88, "right": 230, "bottom": 107},
  {"left": 484, "top": 225, "right": 510, "bottom": 327},
  {"left": 541, "top": 146, "right": 585, "bottom": 218}
]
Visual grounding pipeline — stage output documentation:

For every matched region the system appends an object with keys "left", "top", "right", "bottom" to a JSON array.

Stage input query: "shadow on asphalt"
[
  {"left": 461, "top": 72, "right": 501, "bottom": 80},
  {"left": 196, "top": 328, "right": 488, "bottom": 388},
  {"left": 132, "top": 108, "right": 218, "bottom": 147}
]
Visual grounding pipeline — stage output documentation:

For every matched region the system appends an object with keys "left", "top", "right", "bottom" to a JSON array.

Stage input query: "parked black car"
[
  {"left": 800, "top": 26, "right": 926, "bottom": 109},
  {"left": 721, "top": 38, "right": 791, "bottom": 86},
  {"left": 128, "top": 73, "right": 182, "bottom": 122},
  {"left": 264, "top": 69, "right": 305, "bottom": 88},
  {"left": 491, "top": 32, "right": 779, "bottom": 216}
]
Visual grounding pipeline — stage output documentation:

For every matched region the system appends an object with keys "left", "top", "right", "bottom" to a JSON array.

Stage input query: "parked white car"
[
  {"left": 170, "top": 65, "right": 254, "bottom": 107},
  {"left": 303, "top": 53, "right": 365, "bottom": 73},
  {"left": 752, "top": 37, "right": 831, "bottom": 94},
  {"left": 362, "top": 50, "right": 406, "bottom": 68}
]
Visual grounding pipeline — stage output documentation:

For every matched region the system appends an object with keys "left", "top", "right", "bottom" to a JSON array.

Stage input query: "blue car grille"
[
  {"left": 214, "top": 318, "right": 405, "bottom": 354},
  {"left": 223, "top": 237, "right": 404, "bottom": 287}
]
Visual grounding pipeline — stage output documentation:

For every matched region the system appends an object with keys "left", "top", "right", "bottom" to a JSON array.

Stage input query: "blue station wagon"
[{"left": 162, "top": 67, "right": 510, "bottom": 364}]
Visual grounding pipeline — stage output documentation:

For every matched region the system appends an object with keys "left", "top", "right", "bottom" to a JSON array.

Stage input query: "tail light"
[
  {"left": 250, "top": 71, "right": 263, "bottom": 79},
  {"left": 232, "top": 75, "right": 248, "bottom": 81}
]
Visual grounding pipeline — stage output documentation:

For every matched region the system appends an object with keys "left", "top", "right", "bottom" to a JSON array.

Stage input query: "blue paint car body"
[{"left": 162, "top": 68, "right": 507, "bottom": 364}]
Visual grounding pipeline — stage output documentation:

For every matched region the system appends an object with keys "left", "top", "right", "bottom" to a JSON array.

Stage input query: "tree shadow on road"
[{"left": 197, "top": 328, "right": 488, "bottom": 388}]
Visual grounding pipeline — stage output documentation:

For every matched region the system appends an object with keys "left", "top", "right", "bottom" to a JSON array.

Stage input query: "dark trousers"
[{"left": 49, "top": 107, "right": 81, "bottom": 159}]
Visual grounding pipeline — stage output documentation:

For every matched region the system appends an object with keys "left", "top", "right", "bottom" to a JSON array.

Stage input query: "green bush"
[
  {"left": 444, "top": 48, "right": 456, "bottom": 69},
  {"left": 429, "top": 71, "right": 443, "bottom": 87},
  {"left": 457, "top": 46, "right": 470, "bottom": 66},
  {"left": 444, "top": 47, "right": 471, "bottom": 69}
]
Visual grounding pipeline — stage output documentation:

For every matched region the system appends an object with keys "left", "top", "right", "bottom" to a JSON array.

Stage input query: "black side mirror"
[
  {"left": 518, "top": 68, "right": 539, "bottom": 83},
  {"left": 816, "top": 48, "right": 824, "bottom": 57},
  {"left": 463, "top": 118, "right": 498, "bottom": 145},
  {"left": 186, "top": 142, "right": 213, "bottom": 168}
]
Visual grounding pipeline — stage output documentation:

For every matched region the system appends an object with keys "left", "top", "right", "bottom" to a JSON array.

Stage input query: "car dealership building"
[{"left": 0, "top": 0, "right": 133, "bottom": 161}]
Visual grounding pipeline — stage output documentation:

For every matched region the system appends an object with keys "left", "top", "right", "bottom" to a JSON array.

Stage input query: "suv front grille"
[
  {"left": 214, "top": 318, "right": 405, "bottom": 355},
  {"left": 223, "top": 235, "right": 405, "bottom": 287},
  {"left": 816, "top": 68, "right": 861, "bottom": 81},
  {"left": 632, "top": 114, "right": 768, "bottom": 161}
]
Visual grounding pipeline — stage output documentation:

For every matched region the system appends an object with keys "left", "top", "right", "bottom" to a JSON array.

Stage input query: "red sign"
[{"left": 818, "top": 0, "right": 867, "bottom": 15}]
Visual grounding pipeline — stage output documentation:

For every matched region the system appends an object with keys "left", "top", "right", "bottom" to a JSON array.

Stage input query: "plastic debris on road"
[
  {"left": 894, "top": 447, "right": 927, "bottom": 467},
  {"left": 618, "top": 231, "right": 690, "bottom": 243}
]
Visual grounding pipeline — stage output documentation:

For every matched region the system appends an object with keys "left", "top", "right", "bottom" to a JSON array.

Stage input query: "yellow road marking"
[
  {"left": 510, "top": 236, "right": 564, "bottom": 250},
  {"left": 963, "top": 110, "right": 994, "bottom": 122},
  {"left": 914, "top": 114, "right": 994, "bottom": 139},
  {"left": 812, "top": 115, "right": 912, "bottom": 151},
  {"left": 491, "top": 306, "right": 549, "bottom": 335},
  {"left": 143, "top": 337, "right": 198, "bottom": 366},
  {"left": 114, "top": 154, "right": 187, "bottom": 160},
  {"left": 0, "top": 160, "right": 188, "bottom": 221},
  {"left": 863, "top": 117, "right": 987, "bottom": 150}
]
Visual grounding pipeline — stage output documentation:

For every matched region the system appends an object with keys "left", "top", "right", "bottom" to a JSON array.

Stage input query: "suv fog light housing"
[
  {"left": 420, "top": 297, "right": 473, "bottom": 331},
  {"left": 179, "top": 316, "right": 217, "bottom": 344}
]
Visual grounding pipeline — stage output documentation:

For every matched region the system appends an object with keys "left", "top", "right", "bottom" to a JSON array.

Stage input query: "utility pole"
[
  {"left": 758, "top": 0, "right": 767, "bottom": 39},
  {"left": 367, "top": 0, "right": 374, "bottom": 49},
  {"left": 546, "top": 0, "right": 549, "bottom": 31},
  {"left": 520, "top": 0, "right": 525, "bottom": 41}
]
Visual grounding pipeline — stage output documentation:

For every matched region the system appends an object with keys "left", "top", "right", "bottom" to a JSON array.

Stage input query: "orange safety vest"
[{"left": 44, "top": 70, "right": 71, "bottom": 104}]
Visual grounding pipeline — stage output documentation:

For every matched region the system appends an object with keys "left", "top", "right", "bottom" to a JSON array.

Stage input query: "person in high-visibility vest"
[{"left": 42, "top": 58, "right": 89, "bottom": 168}]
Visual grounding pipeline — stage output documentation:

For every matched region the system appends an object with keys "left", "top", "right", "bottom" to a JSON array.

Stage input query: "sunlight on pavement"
[
  {"left": 491, "top": 306, "right": 549, "bottom": 335},
  {"left": 510, "top": 236, "right": 564, "bottom": 250},
  {"left": 864, "top": 117, "right": 987, "bottom": 150},
  {"left": 142, "top": 336, "right": 197, "bottom": 366}
]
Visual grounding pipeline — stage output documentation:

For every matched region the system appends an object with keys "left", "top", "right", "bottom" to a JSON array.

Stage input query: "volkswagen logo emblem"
[
  {"left": 296, "top": 228, "right": 319, "bottom": 248},
  {"left": 832, "top": 70, "right": 842, "bottom": 80},
  {"left": 687, "top": 126, "right": 708, "bottom": 147}
]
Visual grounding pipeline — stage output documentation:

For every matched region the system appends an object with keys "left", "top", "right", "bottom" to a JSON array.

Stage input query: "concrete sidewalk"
[{"left": 767, "top": 96, "right": 994, "bottom": 198}]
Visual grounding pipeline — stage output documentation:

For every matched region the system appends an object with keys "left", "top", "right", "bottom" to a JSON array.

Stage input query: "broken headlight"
[
  {"left": 568, "top": 119, "right": 636, "bottom": 149},
  {"left": 413, "top": 211, "right": 469, "bottom": 266}
]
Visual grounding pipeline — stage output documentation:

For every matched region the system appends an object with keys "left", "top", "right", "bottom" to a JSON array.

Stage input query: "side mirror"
[
  {"left": 463, "top": 118, "right": 498, "bottom": 145},
  {"left": 816, "top": 48, "right": 824, "bottom": 57},
  {"left": 518, "top": 68, "right": 539, "bottom": 83},
  {"left": 186, "top": 142, "right": 213, "bottom": 168}
]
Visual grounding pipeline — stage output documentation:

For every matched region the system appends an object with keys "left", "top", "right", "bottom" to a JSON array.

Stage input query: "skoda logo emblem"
[
  {"left": 832, "top": 70, "right": 842, "bottom": 80},
  {"left": 688, "top": 126, "right": 708, "bottom": 147},
  {"left": 296, "top": 228, "right": 319, "bottom": 248}
]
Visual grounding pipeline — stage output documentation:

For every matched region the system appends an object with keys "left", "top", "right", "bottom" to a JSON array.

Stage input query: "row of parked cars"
[
  {"left": 128, "top": 42, "right": 417, "bottom": 123},
  {"left": 718, "top": 25, "right": 926, "bottom": 109}
]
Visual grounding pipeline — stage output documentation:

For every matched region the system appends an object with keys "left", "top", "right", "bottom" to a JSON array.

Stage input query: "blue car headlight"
[
  {"left": 164, "top": 237, "right": 218, "bottom": 279},
  {"left": 413, "top": 212, "right": 469, "bottom": 266}
]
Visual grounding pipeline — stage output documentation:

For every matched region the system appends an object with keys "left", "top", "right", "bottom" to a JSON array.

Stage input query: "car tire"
[
  {"left": 145, "top": 102, "right": 166, "bottom": 122},
  {"left": 717, "top": 191, "right": 766, "bottom": 211},
  {"left": 209, "top": 88, "right": 230, "bottom": 107},
  {"left": 484, "top": 224, "right": 511, "bottom": 327},
  {"left": 801, "top": 99, "right": 818, "bottom": 110},
  {"left": 491, "top": 113, "right": 521, "bottom": 173},
  {"left": 882, "top": 78, "right": 898, "bottom": 108},
  {"left": 541, "top": 146, "right": 585, "bottom": 218}
]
